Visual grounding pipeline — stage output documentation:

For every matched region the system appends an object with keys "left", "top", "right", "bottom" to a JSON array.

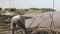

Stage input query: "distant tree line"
[
  {"left": 0, "top": 8, "right": 56, "bottom": 13},
  {"left": 0, "top": 8, "right": 2, "bottom": 11},
  {"left": 40, "top": 8, "right": 56, "bottom": 11},
  {"left": 30, "top": 8, "right": 56, "bottom": 11}
]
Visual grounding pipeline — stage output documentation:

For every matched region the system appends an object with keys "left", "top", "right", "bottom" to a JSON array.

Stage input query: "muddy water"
[{"left": 25, "top": 12, "right": 60, "bottom": 28}]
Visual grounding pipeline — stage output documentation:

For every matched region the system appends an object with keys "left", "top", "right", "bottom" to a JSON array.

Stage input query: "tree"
[
  {"left": 30, "top": 8, "right": 39, "bottom": 10},
  {"left": 0, "top": 8, "right": 2, "bottom": 11},
  {"left": 40, "top": 8, "right": 56, "bottom": 11}
]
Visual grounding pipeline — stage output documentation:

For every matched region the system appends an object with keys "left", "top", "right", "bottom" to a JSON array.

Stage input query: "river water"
[{"left": 25, "top": 11, "right": 60, "bottom": 28}]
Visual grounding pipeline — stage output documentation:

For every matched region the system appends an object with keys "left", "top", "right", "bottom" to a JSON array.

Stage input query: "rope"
[
  {"left": 27, "top": 15, "right": 44, "bottom": 28},
  {"left": 27, "top": 16, "right": 40, "bottom": 28},
  {"left": 50, "top": 13, "right": 55, "bottom": 29},
  {"left": 9, "top": 0, "right": 15, "bottom": 8}
]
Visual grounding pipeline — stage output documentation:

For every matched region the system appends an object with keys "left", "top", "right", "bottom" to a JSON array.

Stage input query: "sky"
[{"left": 0, "top": 0, "right": 60, "bottom": 11}]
